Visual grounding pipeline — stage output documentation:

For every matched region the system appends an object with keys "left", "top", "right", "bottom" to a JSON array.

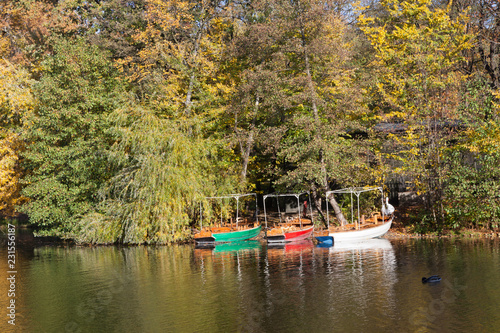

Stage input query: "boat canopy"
[
  {"left": 326, "top": 186, "right": 386, "bottom": 228},
  {"left": 199, "top": 193, "right": 258, "bottom": 229},
  {"left": 263, "top": 192, "right": 314, "bottom": 229}
]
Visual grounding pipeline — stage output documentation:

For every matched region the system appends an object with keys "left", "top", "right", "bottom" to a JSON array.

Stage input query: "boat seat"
[
  {"left": 289, "top": 218, "right": 312, "bottom": 225},
  {"left": 211, "top": 227, "right": 231, "bottom": 233}
]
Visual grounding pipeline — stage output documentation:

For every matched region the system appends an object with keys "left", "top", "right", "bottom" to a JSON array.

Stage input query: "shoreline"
[
  {"left": 385, "top": 227, "right": 500, "bottom": 240},
  {"left": 2, "top": 220, "right": 500, "bottom": 246}
]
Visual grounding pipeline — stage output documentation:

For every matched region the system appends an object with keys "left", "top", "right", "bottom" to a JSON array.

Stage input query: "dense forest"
[{"left": 1, "top": 0, "right": 499, "bottom": 243}]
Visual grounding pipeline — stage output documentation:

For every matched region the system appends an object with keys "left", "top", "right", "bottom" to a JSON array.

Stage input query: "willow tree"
[
  {"left": 358, "top": 0, "right": 474, "bottom": 226},
  {"left": 74, "top": 0, "right": 241, "bottom": 243},
  {"left": 76, "top": 105, "right": 238, "bottom": 244}
]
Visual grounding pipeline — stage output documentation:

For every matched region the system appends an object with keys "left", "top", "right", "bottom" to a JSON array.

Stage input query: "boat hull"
[
  {"left": 196, "top": 225, "right": 262, "bottom": 243},
  {"left": 329, "top": 219, "right": 392, "bottom": 243},
  {"left": 195, "top": 236, "right": 216, "bottom": 243},
  {"left": 267, "top": 226, "right": 314, "bottom": 243}
]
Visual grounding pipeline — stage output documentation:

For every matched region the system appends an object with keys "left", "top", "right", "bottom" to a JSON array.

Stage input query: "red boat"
[
  {"left": 263, "top": 192, "right": 314, "bottom": 243},
  {"left": 266, "top": 225, "right": 314, "bottom": 243}
]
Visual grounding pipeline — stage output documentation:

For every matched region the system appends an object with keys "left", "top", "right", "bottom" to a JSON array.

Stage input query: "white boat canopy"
[
  {"left": 326, "top": 187, "right": 386, "bottom": 228},
  {"left": 263, "top": 192, "right": 314, "bottom": 229},
  {"left": 199, "top": 193, "right": 258, "bottom": 229}
]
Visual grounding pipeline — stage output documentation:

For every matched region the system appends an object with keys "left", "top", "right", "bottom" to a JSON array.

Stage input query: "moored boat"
[
  {"left": 328, "top": 217, "right": 392, "bottom": 242},
  {"left": 194, "top": 224, "right": 262, "bottom": 243},
  {"left": 194, "top": 193, "right": 262, "bottom": 244},
  {"left": 266, "top": 225, "right": 314, "bottom": 243},
  {"left": 263, "top": 192, "right": 314, "bottom": 243},
  {"left": 315, "top": 187, "right": 393, "bottom": 244}
]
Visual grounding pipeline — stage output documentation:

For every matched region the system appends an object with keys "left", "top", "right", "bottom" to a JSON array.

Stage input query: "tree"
[
  {"left": 358, "top": 0, "right": 474, "bottom": 226},
  {"left": 0, "top": 133, "right": 27, "bottom": 217},
  {"left": 65, "top": 0, "right": 242, "bottom": 243},
  {"left": 224, "top": 0, "right": 291, "bottom": 184},
  {"left": 20, "top": 38, "right": 125, "bottom": 237},
  {"left": 82, "top": 105, "right": 238, "bottom": 244},
  {"left": 445, "top": 137, "right": 500, "bottom": 230},
  {"left": 450, "top": 0, "right": 500, "bottom": 90},
  {"left": 0, "top": 0, "right": 80, "bottom": 67},
  {"left": 273, "top": 0, "right": 378, "bottom": 225},
  {"left": 443, "top": 72, "right": 500, "bottom": 230},
  {"left": 128, "top": 0, "right": 234, "bottom": 118},
  {"left": 85, "top": 0, "right": 147, "bottom": 60},
  {"left": 0, "top": 42, "right": 34, "bottom": 216}
]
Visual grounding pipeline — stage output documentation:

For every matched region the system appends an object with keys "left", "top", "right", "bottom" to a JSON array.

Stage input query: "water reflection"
[
  {"left": 194, "top": 240, "right": 262, "bottom": 254},
  {"left": 194, "top": 241, "right": 263, "bottom": 286},
  {"left": 318, "top": 238, "right": 398, "bottom": 331},
  {"left": 1, "top": 237, "right": 500, "bottom": 332}
]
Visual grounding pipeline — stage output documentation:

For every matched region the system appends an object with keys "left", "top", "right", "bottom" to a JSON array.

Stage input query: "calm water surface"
[{"left": 1, "top": 235, "right": 499, "bottom": 332}]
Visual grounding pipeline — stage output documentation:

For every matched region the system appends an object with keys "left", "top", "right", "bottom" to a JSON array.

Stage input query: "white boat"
[
  {"left": 316, "top": 186, "right": 393, "bottom": 243},
  {"left": 330, "top": 219, "right": 392, "bottom": 243}
]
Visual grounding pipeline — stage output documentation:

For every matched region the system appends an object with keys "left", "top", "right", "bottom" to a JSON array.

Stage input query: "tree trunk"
[
  {"left": 238, "top": 96, "right": 259, "bottom": 182},
  {"left": 303, "top": 44, "right": 319, "bottom": 122},
  {"left": 328, "top": 193, "right": 348, "bottom": 226},
  {"left": 184, "top": 18, "right": 205, "bottom": 116},
  {"left": 310, "top": 186, "right": 327, "bottom": 227},
  {"left": 185, "top": 72, "right": 195, "bottom": 115},
  {"left": 240, "top": 130, "right": 253, "bottom": 181}
]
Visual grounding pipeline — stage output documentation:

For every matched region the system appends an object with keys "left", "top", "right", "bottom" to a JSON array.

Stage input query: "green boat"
[
  {"left": 194, "top": 193, "right": 262, "bottom": 244},
  {"left": 211, "top": 225, "right": 262, "bottom": 243}
]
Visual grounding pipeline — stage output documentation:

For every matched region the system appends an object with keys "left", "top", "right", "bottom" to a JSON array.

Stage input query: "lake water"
[{"left": 1, "top": 234, "right": 499, "bottom": 332}]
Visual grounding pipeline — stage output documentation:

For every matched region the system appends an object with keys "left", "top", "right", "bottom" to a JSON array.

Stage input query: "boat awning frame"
[
  {"left": 199, "top": 193, "right": 258, "bottom": 229},
  {"left": 263, "top": 192, "right": 314, "bottom": 229},
  {"left": 326, "top": 187, "right": 386, "bottom": 228}
]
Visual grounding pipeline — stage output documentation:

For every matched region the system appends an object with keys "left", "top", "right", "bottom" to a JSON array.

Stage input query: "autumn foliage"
[{"left": 1, "top": 0, "right": 499, "bottom": 242}]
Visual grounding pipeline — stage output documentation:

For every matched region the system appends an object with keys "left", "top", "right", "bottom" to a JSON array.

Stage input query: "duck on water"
[{"left": 422, "top": 275, "right": 442, "bottom": 283}]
